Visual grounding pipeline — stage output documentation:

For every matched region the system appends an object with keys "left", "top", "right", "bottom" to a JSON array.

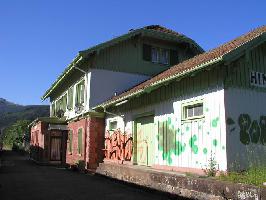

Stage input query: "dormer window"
[
  {"left": 143, "top": 44, "right": 174, "bottom": 65},
  {"left": 151, "top": 47, "right": 169, "bottom": 65}
]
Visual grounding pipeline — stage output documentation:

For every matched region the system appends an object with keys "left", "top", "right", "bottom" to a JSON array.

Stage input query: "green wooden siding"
[
  {"left": 78, "top": 128, "right": 83, "bottom": 154},
  {"left": 135, "top": 115, "right": 155, "bottom": 166},
  {"left": 68, "top": 130, "right": 73, "bottom": 153},
  {"left": 110, "top": 65, "right": 226, "bottom": 113},
  {"left": 49, "top": 36, "right": 201, "bottom": 104},
  {"left": 225, "top": 41, "right": 266, "bottom": 90}
]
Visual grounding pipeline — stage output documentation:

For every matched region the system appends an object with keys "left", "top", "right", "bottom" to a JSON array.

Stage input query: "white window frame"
[
  {"left": 181, "top": 100, "right": 204, "bottom": 121},
  {"left": 109, "top": 120, "right": 118, "bottom": 131}
]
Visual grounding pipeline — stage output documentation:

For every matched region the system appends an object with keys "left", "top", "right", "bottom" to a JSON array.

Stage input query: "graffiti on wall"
[
  {"left": 227, "top": 114, "right": 266, "bottom": 145},
  {"left": 157, "top": 117, "right": 186, "bottom": 165},
  {"left": 104, "top": 129, "right": 133, "bottom": 161},
  {"left": 156, "top": 115, "right": 224, "bottom": 166}
]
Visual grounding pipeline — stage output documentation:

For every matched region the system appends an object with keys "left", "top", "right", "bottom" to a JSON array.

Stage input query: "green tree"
[{"left": 2, "top": 120, "right": 30, "bottom": 150}]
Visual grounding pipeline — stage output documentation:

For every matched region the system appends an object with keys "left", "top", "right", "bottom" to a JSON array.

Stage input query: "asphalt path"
[{"left": 0, "top": 150, "right": 189, "bottom": 200}]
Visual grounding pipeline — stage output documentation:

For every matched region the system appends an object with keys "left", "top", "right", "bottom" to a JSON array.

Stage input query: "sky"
[{"left": 0, "top": 0, "right": 265, "bottom": 105}]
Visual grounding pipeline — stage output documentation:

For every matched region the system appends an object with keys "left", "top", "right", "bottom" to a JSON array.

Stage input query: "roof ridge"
[{"left": 143, "top": 24, "right": 182, "bottom": 36}]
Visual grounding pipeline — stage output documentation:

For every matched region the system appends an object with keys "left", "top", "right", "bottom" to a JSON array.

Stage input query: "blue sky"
[{"left": 0, "top": 0, "right": 265, "bottom": 105}]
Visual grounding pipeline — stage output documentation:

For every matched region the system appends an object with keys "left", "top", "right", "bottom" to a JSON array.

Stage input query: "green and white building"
[{"left": 95, "top": 25, "right": 266, "bottom": 173}]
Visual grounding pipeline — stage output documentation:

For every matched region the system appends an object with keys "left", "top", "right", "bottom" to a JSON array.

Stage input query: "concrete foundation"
[{"left": 96, "top": 162, "right": 265, "bottom": 200}]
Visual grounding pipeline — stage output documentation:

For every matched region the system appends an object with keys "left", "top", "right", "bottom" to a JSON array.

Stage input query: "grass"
[{"left": 218, "top": 167, "right": 266, "bottom": 187}]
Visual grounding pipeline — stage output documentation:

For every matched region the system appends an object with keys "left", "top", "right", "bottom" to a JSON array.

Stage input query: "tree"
[{"left": 2, "top": 120, "right": 30, "bottom": 150}]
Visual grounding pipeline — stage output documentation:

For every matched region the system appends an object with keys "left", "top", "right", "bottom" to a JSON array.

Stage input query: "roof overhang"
[
  {"left": 94, "top": 32, "right": 266, "bottom": 110},
  {"left": 41, "top": 55, "right": 83, "bottom": 100},
  {"left": 41, "top": 28, "right": 204, "bottom": 101}
]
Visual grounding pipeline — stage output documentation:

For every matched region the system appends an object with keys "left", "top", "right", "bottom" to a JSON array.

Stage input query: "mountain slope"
[{"left": 0, "top": 98, "right": 49, "bottom": 131}]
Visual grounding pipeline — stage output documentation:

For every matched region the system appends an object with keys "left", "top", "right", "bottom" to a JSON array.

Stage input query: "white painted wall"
[
  {"left": 50, "top": 69, "right": 149, "bottom": 121},
  {"left": 89, "top": 69, "right": 150, "bottom": 108},
  {"left": 105, "top": 88, "right": 227, "bottom": 171},
  {"left": 225, "top": 88, "right": 266, "bottom": 171}
]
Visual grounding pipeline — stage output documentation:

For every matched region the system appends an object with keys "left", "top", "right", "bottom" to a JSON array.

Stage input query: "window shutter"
[
  {"left": 143, "top": 44, "right": 151, "bottom": 61},
  {"left": 170, "top": 50, "right": 179, "bottom": 65},
  {"left": 80, "top": 83, "right": 84, "bottom": 104},
  {"left": 68, "top": 87, "right": 73, "bottom": 109},
  {"left": 78, "top": 129, "right": 82, "bottom": 154},
  {"left": 69, "top": 130, "right": 73, "bottom": 153},
  {"left": 75, "top": 84, "right": 80, "bottom": 105}
]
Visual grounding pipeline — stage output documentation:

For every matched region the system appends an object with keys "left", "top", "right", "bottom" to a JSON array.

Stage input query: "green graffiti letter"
[
  {"left": 176, "top": 141, "right": 186, "bottom": 156},
  {"left": 249, "top": 120, "right": 260, "bottom": 144},
  {"left": 189, "top": 135, "right": 198, "bottom": 154}
]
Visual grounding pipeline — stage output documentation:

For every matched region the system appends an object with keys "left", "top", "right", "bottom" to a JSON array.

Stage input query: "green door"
[{"left": 136, "top": 115, "right": 155, "bottom": 166}]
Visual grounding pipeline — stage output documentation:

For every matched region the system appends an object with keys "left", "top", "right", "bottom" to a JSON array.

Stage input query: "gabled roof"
[
  {"left": 96, "top": 25, "right": 266, "bottom": 109},
  {"left": 79, "top": 25, "right": 203, "bottom": 56},
  {"left": 42, "top": 25, "right": 203, "bottom": 100}
]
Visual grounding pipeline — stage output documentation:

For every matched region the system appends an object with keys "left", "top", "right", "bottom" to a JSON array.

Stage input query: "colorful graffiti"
[
  {"left": 157, "top": 115, "right": 224, "bottom": 166},
  {"left": 104, "top": 129, "right": 133, "bottom": 161},
  {"left": 227, "top": 114, "right": 266, "bottom": 145}
]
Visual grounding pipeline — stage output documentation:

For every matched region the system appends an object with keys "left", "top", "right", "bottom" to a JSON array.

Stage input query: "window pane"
[
  {"left": 160, "top": 49, "right": 169, "bottom": 64},
  {"left": 151, "top": 48, "right": 159, "bottom": 63},
  {"left": 187, "top": 106, "right": 194, "bottom": 118},
  {"left": 194, "top": 104, "right": 203, "bottom": 116},
  {"left": 184, "top": 103, "right": 203, "bottom": 119},
  {"left": 109, "top": 121, "right": 117, "bottom": 130}
]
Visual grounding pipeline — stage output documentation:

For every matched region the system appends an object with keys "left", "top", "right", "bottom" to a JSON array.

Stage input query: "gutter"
[{"left": 93, "top": 56, "right": 223, "bottom": 110}]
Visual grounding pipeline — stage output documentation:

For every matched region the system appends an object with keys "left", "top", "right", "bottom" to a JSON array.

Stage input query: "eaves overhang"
[
  {"left": 42, "top": 27, "right": 204, "bottom": 101},
  {"left": 94, "top": 31, "right": 266, "bottom": 110}
]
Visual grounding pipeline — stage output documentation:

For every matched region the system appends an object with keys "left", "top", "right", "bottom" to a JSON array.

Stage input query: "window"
[
  {"left": 160, "top": 49, "right": 169, "bottom": 64},
  {"left": 78, "top": 128, "right": 83, "bottom": 155},
  {"left": 68, "top": 130, "right": 73, "bottom": 153},
  {"left": 182, "top": 102, "right": 204, "bottom": 120},
  {"left": 143, "top": 44, "right": 177, "bottom": 65},
  {"left": 109, "top": 121, "right": 117, "bottom": 131},
  {"left": 55, "top": 100, "right": 60, "bottom": 114},
  {"left": 67, "top": 87, "right": 74, "bottom": 110},
  {"left": 151, "top": 48, "right": 159, "bottom": 63},
  {"left": 75, "top": 80, "right": 85, "bottom": 106},
  {"left": 151, "top": 47, "right": 169, "bottom": 65},
  {"left": 61, "top": 94, "right": 67, "bottom": 112}
]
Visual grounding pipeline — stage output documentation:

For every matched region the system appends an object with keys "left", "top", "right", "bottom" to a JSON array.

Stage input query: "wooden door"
[
  {"left": 50, "top": 137, "right": 62, "bottom": 161},
  {"left": 136, "top": 115, "right": 155, "bottom": 166}
]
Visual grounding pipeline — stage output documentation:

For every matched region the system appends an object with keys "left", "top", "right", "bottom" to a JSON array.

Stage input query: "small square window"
[
  {"left": 109, "top": 121, "right": 117, "bottom": 131},
  {"left": 182, "top": 102, "right": 204, "bottom": 120}
]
